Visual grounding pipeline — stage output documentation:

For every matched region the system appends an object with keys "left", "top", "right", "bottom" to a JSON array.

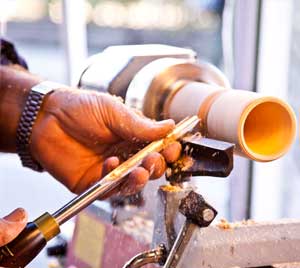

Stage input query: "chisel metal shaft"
[{"left": 53, "top": 115, "right": 200, "bottom": 225}]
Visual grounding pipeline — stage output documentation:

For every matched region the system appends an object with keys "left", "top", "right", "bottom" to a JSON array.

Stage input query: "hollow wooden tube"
[{"left": 166, "top": 82, "right": 296, "bottom": 162}]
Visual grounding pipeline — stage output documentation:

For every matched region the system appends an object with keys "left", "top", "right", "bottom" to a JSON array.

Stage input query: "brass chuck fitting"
[{"left": 34, "top": 213, "right": 60, "bottom": 241}]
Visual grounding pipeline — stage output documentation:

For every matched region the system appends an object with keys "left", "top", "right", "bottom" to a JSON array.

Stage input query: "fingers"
[
  {"left": 100, "top": 142, "right": 182, "bottom": 197},
  {"left": 141, "top": 142, "right": 182, "bottom": 180},
  {"left": 102, "top": 156, "right": 120, "bottom": 176},
  {"left": 119, "top": 142, "right": 181, "bottom": 193},
  {"left": 105, "top": 96, "right": 175, "bottom": 142},
  {"left": 0, "top": 208, "right": 28, "bottom": 247},
  {"left": 120, "top": 167, "right": 149, "bottom": 196},
  {"left": 98, "top": 157, "right": 122, "bottom": 198},
  {"left": 142, "top": 152, "right": 166, "bottom": 180},
  {"left": 162, "top": 142, "right": 182, "bottom": 163},
  {"left": 100, "top": 166, "right": 150, "bottom": 198},
  {"left": 103, "top": 145, "right": 182, "bottom": 197},
  {"left": 97, "top": 141, "right": 182, "bottom": 198}
]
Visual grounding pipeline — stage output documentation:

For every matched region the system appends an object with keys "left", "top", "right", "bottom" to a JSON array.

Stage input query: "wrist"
[{"left": 0, "top": 66, "right": 42, "bottom": 152}]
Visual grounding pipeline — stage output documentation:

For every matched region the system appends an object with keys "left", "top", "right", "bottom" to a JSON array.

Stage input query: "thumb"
[
  {"left": 108, "top": 100, "right": 175, "bottom": 142},
  {"left": 0, "top": 208, "right": 28, "bottom": 247}
]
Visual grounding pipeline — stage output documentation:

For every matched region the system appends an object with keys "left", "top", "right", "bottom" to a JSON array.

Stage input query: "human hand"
[
  {"left": 30, "top": 88, "right": 182, "bottom": 196},
  {"left": 0, "top": 208, "right": 28, "bottom": 247}
]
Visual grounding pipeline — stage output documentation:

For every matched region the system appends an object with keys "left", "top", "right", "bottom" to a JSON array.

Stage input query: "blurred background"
[{"left": 0, "top": 0, "right": 299, "bottom": 266}]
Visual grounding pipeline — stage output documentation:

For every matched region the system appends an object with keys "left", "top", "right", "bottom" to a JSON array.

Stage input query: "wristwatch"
[{"left": 16, "top": 81, "right": 63, "bottom": 172}]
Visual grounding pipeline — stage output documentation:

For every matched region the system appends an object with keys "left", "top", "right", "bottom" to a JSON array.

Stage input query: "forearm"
[{"left": 0, "top": 66, "right": 42, "bottom": 152}]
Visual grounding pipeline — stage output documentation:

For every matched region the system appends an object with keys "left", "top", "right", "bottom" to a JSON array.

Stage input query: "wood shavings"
[
  {"left": 119, "top": 215, "right": 154, "bottom": 244},
  {"left": 217, "top": 219, "right": 232, "bottom": 230},
  {"left": 160, "top": 184, "right": 182, "bottom": 192},
  {"left": 217, "top": 219, "right": 257, "bottom": 230}
]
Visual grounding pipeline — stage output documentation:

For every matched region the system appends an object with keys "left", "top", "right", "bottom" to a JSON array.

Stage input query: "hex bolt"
[
  {"left": 202, "top": 208, "right": 215, "bottom": 222},
  {"left": 179, "top": 191, "right": 217, "bottom": 227},
  {"left": 164, "top": 191, "right": 218, "bottom": 268}
]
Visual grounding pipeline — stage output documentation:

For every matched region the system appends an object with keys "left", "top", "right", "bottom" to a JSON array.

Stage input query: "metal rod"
[
  {"left": 53, "top": 116, "right": 200, "bottom": 225},
  {"left": 122, "top": 244, "right": 166, "bottom": 268},
  {"left": 163, "top": 220, "right": 196, "bottom": 268}
]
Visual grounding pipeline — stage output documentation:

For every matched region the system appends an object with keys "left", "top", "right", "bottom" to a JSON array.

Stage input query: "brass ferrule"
[{"left": 34, "top": 212, "right": 60, "bottom": 241}]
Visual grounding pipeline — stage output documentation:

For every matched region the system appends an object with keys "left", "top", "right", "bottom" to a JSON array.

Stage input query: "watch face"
[{"left": 32, "top": 81, "right": 64, "bottom": 95}]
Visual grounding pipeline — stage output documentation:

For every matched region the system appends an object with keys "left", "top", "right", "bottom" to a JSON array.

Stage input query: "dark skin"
[{"left": 0, "top": 66, "right": 181, "bottom": 246}]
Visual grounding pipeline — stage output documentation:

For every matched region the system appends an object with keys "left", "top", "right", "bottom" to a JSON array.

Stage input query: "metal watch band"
[{"left": 16, "top": 81, "right": 63, "bottom": 172}]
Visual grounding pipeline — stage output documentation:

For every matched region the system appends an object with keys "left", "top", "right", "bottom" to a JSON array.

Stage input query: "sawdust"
[
  {"left": 217, "top": 219, "right": 256, "bottom": 230},
  {"left": 119, "top": 215, "right": 154, "bottom": 244},
  {"left": 166, "top": 155, "right": 194, "bottom": 180},
  {"left": 217, "top": 219, "right": 232, "bottom": 230},
  {"left": 160, "top": 184, "right": 182, "bottom": 192}
]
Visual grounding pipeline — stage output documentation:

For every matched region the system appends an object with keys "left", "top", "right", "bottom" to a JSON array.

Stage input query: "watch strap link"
[
  {"left": 16, "top": 81, "right": 63, "bottom": 172},
  {"left": 16, "top": 90, "right": 44, "bottom": 172}
]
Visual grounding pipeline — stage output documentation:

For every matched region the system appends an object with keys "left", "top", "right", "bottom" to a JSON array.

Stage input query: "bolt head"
[{"left": 203, "top": 208, "right": 215, "bottom": 222}]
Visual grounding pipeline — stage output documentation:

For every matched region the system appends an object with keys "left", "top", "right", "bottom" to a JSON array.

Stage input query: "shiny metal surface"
[
  {"left": 52, "top": 116, "right": 200, "bottom": 225},
  {"left": 122, "top": 244, "right": 166, "bottom": 268},
  {"left": 173, "top": 219, "right": 300, "bottom": 268},
  {"left": 125, "top": 58, "right": 230, "bottom": 120},
  {"left": 78, "top": 44, "right": 196, "bottom": 98},
  {"left": 152, "top": 186, "right": 192, "bottom": 252},
  {"left": 163, "top": 220, "right": 196, "bottom": 268}
]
